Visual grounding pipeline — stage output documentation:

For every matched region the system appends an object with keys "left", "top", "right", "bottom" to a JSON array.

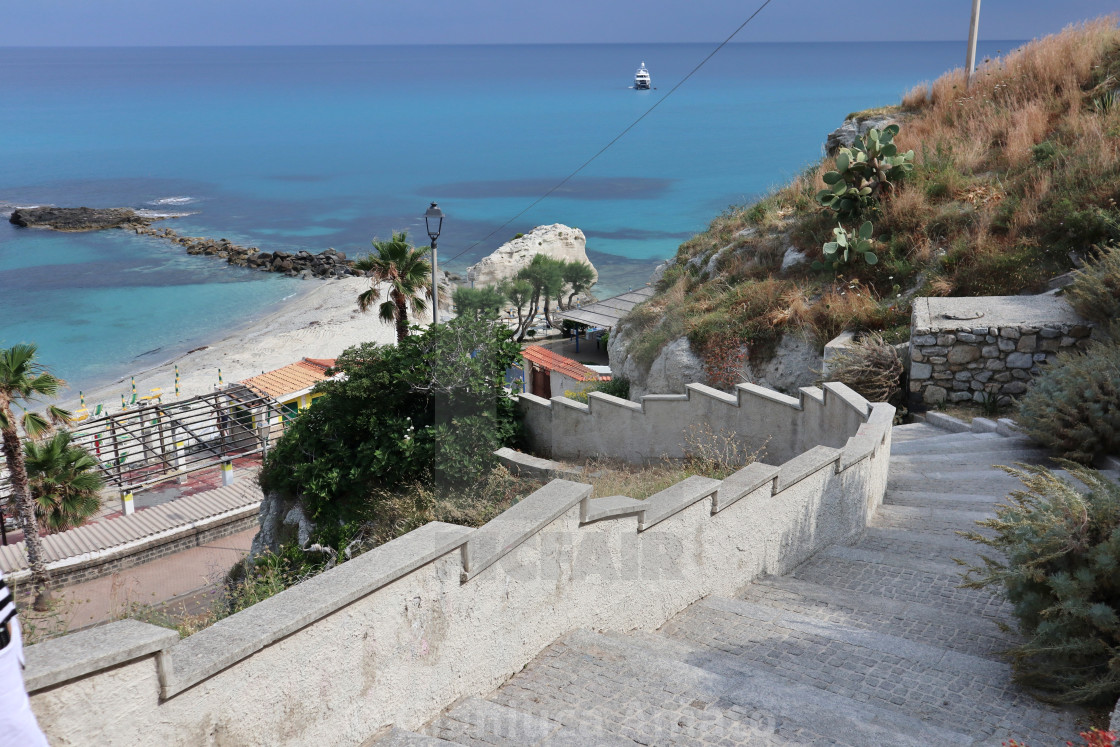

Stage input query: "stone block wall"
[{"left": 910, "top": 322, "right": 1092, "bottom": 406}]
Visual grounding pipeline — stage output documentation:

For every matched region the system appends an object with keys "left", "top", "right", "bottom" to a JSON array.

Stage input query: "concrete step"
[
  {"left": 740, "top": 574, "right": 1018, "bottom": 660},
  {"left": 889, "top": 431, "right": 1032, "bottom": 455},
  {"left": 564, "top": 628, "right": 971, "bottom": 746},
  {"left": 855, "top": 525, "right": 998, "bottom": 566},
  {"left": 885, "top": 488, "right": 1009, "bottom": 513},
  {"left": 887, "top": 469, "right": 1023, "bottom": 496},
  {"left": 482, "top": 628, "right": 828, "bottom": 745},
  {"left": 658, "top": 596, "right": 1082, "bottom": 743},
  {"left": 889, "top": 449, "right": 1052, "bottom": 467},
  {"left": 871, "top": 504, "right": 994, "bottom": 537},
  {"left": 791, "top": 544, "right": 1016, "bottom": 623},
  {"left": 371, "top": 727, "right": 465, "bottom": 746},
  {"left": 423, "top": 697, "right": 560, "bottom": 746},
  {"left": 890, "top": 422, "right": 951, "bottom": 443}
]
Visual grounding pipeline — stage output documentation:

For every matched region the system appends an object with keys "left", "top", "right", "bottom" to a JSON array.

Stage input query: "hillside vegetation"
[{"left": 622, "top": 19, "right": 1120, "bottom": 389}]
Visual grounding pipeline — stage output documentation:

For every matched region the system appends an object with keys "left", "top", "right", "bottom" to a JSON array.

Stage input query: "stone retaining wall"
[
  {"left": 908, "top": 296, "right": 1093, "bottom": 407},
  {"left": 24, "top": 383, "right": 892, "bottom": 746}
]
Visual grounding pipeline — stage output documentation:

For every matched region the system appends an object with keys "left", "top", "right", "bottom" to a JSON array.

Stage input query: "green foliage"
[
  {"left": 560, "top": 260, "right": 596, "bottom": 309},
  {"left": 1018, "top": 338, "right": 1120, "bottom": 463},
  {"left": 817, "top": 125, "right": 915, "bottom": 220},
  {"left": 259, "top": 315, "right": 522, "bottom": 526},
  {"left": 960, "top": 462, "right": 1120, "bottom": 705},
  {"left": 1066, "top": 245, "right": 1120, "bottom": 324},
  {"left": 814, "top": 221, "right": 879, "bottom": 271},
  {"left": 563, "top": 377, "right": 630, "bottom": 403},
  {"left": 353, "top": 231, "right": 432, "bottom": 342},
  {"left": 1043, "top": 199, "right": 1120, "bottom": 254},
  {"left": 453, "top": 286, "right": 506, "bottom": 320},
  {"left": 23, "top": 431, "right": 104, "bottom": 533}
]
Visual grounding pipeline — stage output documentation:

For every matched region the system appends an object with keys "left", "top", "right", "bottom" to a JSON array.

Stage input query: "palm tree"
[
  {"left": 353, "top": 231, "right": 432, "bottom": 343},
  {"left": 0, "top": 344, "right": 70, "bottom": 609},
  {"left": 24, "top": 431, "right": 104, "bottom": 533}
]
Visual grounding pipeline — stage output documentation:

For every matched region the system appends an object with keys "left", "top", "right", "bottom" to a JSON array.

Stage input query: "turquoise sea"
[{"left": 0, "top": 41, "right": 1012, "bottom": 392}]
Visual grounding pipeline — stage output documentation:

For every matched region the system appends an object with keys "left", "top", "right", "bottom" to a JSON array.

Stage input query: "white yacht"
[{"left": 634, "top": 62, "right": 651, "bottom": 90}]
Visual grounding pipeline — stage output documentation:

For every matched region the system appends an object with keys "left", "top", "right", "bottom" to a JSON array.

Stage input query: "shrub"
[
  {"left": 1018, "top": 338, "right": 1120, "bottom": 463},
  {"left": 960, "top": 462, "right": 1120, "bottom": 706},
  {"left": 259, "top": 315, "right": 522, "bottom": 525},
  {"left": 1066, "top": 245, "right": 1120, "bottom": 324},
  {"left": 824, "top": 333, "right": 903, "bottom": 404}
]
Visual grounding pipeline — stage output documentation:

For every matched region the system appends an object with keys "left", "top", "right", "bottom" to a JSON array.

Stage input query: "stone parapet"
[
  {"left": 908, "top": 296, "right": 1092, "bottom": 407},
  {"left": 24, "top": 383, "right": 892, "bottom": 746}
]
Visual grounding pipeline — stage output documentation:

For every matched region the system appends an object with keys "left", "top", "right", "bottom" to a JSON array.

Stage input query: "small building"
[
  {"left": 240, "top": 357, "right": 338, "bottom": 426},
  {"left": 521, "top": 346, "right": 608, "bottom": 399}
]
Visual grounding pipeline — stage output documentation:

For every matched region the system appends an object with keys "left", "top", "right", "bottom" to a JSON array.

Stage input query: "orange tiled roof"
[
  {"left": 240, "top": 358, "right": 337, "bottom": 400},
  {"left": 522, "top": 346, "right": 602, "bottom": 383}
]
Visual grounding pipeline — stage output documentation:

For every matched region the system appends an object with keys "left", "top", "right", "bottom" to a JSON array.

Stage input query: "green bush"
[
  {"left": 259, "top": 314, "right": 522, "bottom": 526},
  {"left": 1018, "top": 338, "right": 1120, "bottom": 463},
  {"left": 1066, "top": 245, "right": 1120, "bottom": 324},
  {"left": 960, "top": 462, "right": 1120, "bottom": 706}
]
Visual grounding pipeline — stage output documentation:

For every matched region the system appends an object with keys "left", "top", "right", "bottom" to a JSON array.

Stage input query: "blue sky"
[{"left": 1, "top": 1, "right": 1113, "bottom": 46}]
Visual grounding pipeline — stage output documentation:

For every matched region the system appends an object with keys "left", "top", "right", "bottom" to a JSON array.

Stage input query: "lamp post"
[
  {"left": 965, "top": 0, "right": 982, "bottom": 89},
  {"left": 425, "top": 202, "right": 444, "bottom": 325}
]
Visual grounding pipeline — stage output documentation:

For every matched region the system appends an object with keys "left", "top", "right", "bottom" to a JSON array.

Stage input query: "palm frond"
[
  {"left": 21, "top": 411, "right": 52, "bottom": 439},
  {"left": 357, "top": 287, "right": 379, "bottom": 313},
  {"left": 378, "top": 300, "right": 398, "bottom": 325}
]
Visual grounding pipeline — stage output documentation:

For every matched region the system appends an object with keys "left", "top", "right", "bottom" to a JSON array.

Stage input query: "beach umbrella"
[
  {"left": 175, "top": 365, "right": 180, "bottom": 398},
  {"left": 218, "top": 368, "right": 223, "bottom": 388},
  {"left": 121, "top": 393, "right": 127, "bottom": 410},
  {"left": 79, "top": 390, "right": 84, "bottom": 409},
  {"left": 131, "top": 377, "right": 136, "bottom": 398}
]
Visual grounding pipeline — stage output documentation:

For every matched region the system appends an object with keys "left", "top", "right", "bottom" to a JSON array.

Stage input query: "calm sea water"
[{"left": 0, "top": 41, "right": 1011, "bottom": 391}]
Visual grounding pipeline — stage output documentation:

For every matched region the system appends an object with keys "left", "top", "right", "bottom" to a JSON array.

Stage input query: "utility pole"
[{"left": 965, "top": 0, "right": 982, "bottom": 89}]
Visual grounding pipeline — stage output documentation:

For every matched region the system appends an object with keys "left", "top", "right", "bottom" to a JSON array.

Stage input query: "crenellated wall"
[
  {"left": 519, "top": 381, "right": 872, "bottom": 465},
  {"left": 24, "top": 383, "right": 892, "bottom": 747}
]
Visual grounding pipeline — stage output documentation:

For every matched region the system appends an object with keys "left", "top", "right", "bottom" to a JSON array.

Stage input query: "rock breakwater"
[
  {"left": 9, "top": 206, "right": 155, "bottom": 231},
  {"left": 133, "top": 225, "right": 361, "bottom": 279}
]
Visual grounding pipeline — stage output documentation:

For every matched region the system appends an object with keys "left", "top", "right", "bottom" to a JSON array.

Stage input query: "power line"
[{"left": 444, "top": 0, "right": 776, "bottom": 265}]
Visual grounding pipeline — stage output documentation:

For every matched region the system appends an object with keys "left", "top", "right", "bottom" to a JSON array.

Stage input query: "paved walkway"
[
  {"left": 373, "top": 422, "right": 1091, "bottom": 745},
  {"left": 50, "top": 527, "right": 256, "bottom": 632}
]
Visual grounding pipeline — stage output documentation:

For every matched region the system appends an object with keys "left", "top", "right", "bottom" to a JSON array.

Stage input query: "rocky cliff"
[{"left": 466, "top": 224, "right": 597, "bottom": 287}]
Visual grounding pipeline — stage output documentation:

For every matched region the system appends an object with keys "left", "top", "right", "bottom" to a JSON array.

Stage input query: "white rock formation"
[
  {"left": 740, "top": 334, "right": 821, "bottom": 392},
  {"left": 466, "top": 224, "right": 597, "bottom": 287},
  {"left": 609, "top": 329, "right": 706, "bottom": 399}
]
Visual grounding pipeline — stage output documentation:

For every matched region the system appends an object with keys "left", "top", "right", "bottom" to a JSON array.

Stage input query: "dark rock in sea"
[{"left": 10, "top": 206, "right": 157, "bottom": 232}]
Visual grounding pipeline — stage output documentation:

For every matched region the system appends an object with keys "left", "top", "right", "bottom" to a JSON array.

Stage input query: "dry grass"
[
  {"left": 627, "top": 17, "right": 1120, "bottom": 384},
  {"left": 570, "top": 424, "right": 767, "bottom": 500}
]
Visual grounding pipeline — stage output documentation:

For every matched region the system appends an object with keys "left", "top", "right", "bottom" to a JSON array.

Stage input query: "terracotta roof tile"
[
  {"left": 240, "top": 358, "right": 337, "bottom": 400},
  {"left": 522, "top": 346, "right": 602, "bottom": 383}
]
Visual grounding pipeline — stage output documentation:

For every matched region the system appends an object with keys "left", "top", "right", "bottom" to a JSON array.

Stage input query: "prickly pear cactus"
[
  {"left": 816, "top": 125, "right": 914, "bottom": 219},
  {"left": 813, "top": 221, "right": 878, "bottom": 271}
]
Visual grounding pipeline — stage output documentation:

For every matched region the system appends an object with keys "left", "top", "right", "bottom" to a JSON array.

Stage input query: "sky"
[{"left": 1, "top": 1, "right": 1114, "bottom": 46}]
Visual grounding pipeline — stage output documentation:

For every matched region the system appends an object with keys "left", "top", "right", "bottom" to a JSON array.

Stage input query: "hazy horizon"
[{"left": 2, "top": 1, "right": 1110, "bottom": 47}]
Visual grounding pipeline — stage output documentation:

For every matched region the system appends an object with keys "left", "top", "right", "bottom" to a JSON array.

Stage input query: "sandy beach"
[{"left": 63, "top": 277, "right": 426, "bottom": 411}]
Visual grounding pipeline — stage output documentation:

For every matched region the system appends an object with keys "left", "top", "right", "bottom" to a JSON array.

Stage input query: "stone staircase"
[{"left": 373, "top": 423, "right": 1089, "bottom": 746}]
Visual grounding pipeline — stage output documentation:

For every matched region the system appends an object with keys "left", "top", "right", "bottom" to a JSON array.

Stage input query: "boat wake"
[
  {"left": 148, "top": 196, "right": 197, "bottom": 206},
  {"left": 135, "top": 209, "right": 197, "bottom": 219}
]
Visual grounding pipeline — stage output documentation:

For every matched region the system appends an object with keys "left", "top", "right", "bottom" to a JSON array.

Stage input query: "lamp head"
[{"left": 424, "top": 202, "right": 444, "bottom": 241}]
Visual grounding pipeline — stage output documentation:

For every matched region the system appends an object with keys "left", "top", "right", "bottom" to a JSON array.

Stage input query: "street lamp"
[{"left": 425, "top": 202, "right": 444, "bottom": 324}]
